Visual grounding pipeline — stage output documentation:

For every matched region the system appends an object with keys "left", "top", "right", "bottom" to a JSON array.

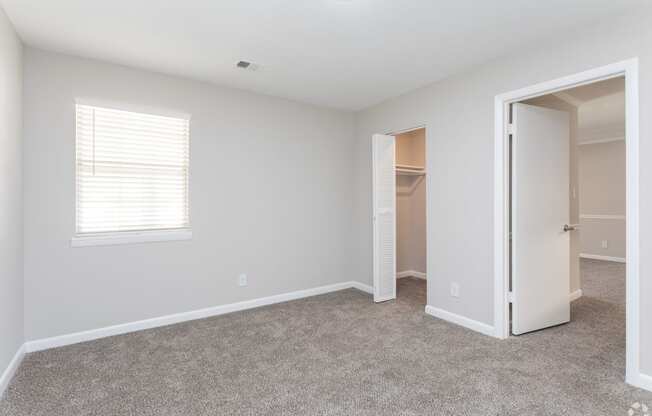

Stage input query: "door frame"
[
  {"left": 372, "top": 124, "right": 428, "bottom": 301},
  {"left": 493, "top": 59, "right": 640, "bottom": 386}
]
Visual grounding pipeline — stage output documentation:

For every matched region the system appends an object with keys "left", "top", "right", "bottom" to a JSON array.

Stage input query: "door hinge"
[
  {"left": 507, "top": 123, "right": 515, "bottom": 135},
  {"left": 507, "top": 291, "right": 515, "bottom": 303}
]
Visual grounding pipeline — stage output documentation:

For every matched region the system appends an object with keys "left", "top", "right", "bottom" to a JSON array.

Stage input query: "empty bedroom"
[{"left": 1, "top": 1, "right": 652, "bottom": 415}]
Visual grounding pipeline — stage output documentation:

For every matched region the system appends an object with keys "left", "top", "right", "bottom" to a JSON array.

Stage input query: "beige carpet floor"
[{"left": 1, "top": 259, "right": 651, "bottom": 415}]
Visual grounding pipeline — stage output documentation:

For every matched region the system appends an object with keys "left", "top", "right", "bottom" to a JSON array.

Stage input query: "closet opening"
[
  {"left": 396, "top": 128, "right": 427, "bottom": 304},
  {"left": 372, "top": 127, "right": 427, "bottom": 306}
]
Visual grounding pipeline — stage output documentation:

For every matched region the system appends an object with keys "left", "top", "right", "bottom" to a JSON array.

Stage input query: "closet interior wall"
[{"left": 396, "top": 129, "right": 427, "bottom": 278}]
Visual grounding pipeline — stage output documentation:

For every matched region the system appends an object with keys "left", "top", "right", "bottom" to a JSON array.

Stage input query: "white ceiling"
[{"left": 1, "top": 0, "right": 647, "bottom": 111}]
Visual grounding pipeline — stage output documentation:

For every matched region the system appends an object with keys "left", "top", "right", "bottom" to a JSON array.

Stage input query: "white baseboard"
[
  {"left": 570, "top": 289, "right": 583, "bottom": 302},
  {"left": 350, "top": 281, "right": 373, "bottom": 294},
  {"left": 397, "top": 270, "right": 426, "bottom": 280},
  {"left": 0, "top": 344, "right": 26, "bottom": 398},
  {"left": 631, "top": 372, "right": 652, "bottom": 392},
  {"left": 424, "top": 305, "right": 495, "bottom": 337},
  {"left": 25, "top": 281, "right": 370, "bottom": 353},
  {"left": 580, "top": 253, "right": 626, "bottom": 263}
]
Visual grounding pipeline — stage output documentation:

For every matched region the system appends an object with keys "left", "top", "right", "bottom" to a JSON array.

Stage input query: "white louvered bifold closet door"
[
  {"left": 75, "top": 104, "right": 190, "bottom": 235},
  {"left": 372, "top": 134, "right": 396, "bottom": 302}
]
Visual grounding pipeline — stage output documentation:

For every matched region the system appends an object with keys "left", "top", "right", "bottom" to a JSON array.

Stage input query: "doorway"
[
  {"left": 372, "top": 127, "right": 427, "bottom": 305},
  {"left": 494, "top": 59, "right": 641, "bottom": 387}
]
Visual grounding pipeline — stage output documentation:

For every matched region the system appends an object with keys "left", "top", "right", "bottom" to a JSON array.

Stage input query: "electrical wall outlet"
[
  {"left": 601, "top": 240, "right": 609, "bottom": 249},
  {"left": 238, "top": 273, "right": 248, "bottom": 287},
  {"left": 450, "top": 282, "right": 460, "bottom": 298}
]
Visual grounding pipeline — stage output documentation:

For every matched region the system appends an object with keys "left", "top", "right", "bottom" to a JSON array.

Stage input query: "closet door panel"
[{"left": 372, "top": 134, "right": 396, "bottom": 302}]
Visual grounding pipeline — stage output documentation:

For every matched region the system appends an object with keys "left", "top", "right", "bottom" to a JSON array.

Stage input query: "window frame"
[{"left": 71, "top": 99, "right": 192, "bottom": 247}]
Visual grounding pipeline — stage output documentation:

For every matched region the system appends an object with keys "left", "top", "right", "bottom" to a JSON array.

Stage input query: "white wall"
[
  {"left": 353, "top": 6, "right": 652, "bottom": 376},
  {"left": 22, "top": 48, "right": 356, "bottom": 341},
  {"left": 0, "top": 6, "right": 23, "bottom": 383},
  {"left": 578, "top": 90, "right": 626, "bottom": 142},
  {"left": 579, "top": 140, "right": 626, "bottom": 259},
  {"left": 577, "top": 90, "right": 626, "bottom": 260}
]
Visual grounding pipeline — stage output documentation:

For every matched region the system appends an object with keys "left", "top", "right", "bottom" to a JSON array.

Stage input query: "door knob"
[{"left": 563, "top": 224, "right": 580, "bottom": 232}]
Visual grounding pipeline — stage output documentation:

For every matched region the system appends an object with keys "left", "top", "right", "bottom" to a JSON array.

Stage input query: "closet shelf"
[
  {"left": 396, "top": 164, "right": 424, "bottom": 171},
  {"left": 396, "top": 168, "right": 425, "bottom": 176}
]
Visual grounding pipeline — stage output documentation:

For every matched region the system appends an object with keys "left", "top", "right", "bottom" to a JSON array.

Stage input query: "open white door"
[
  {"left": 372, "top": 134, "right": 396, "bottom": 302},
  {"left": 512, "top": 103, "right": 571, "bottom": 335}
]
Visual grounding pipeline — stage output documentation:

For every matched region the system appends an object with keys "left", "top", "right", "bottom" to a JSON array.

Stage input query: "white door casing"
[
  {"left": 372, "top": 134, "right": 396, "bottom": 302},
  {"left": 494, "top": 59, "right": 640, "bottom": 388},
  {"left": 511, "top": 103, "right": 571, "bottom": 335}
]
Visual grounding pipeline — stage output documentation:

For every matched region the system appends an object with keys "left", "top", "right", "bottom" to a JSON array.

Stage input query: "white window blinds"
[{"left": 75, "top": 104, "right": 190, "bottom": 235}]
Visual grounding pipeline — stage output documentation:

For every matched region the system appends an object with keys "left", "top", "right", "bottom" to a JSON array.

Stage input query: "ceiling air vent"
[{"left": 236, "top": 60, "right": 259, "bottom": 71}]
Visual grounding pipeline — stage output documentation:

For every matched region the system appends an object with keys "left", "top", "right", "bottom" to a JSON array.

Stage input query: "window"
[{"left": 73, "top": 103, "right": 190, "bottom": 246}]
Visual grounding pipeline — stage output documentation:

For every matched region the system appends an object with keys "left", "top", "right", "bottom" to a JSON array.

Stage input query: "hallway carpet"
[{"left": 1, "top": 261, "right": 650, "bottom": 415}]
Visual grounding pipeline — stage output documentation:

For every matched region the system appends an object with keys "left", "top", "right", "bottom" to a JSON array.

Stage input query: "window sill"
[{"left": 71, "top": 229, "right": 192, "bottom": 247}]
